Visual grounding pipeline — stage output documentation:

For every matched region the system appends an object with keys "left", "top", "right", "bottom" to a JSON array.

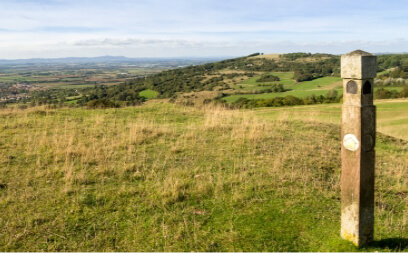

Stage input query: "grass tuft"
[{"left": 0, "top": 102, "right": 407, "bottom": 251}]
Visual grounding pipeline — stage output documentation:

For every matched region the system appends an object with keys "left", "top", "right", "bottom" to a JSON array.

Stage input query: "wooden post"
[{"left": 340, "top": 50, "right": 377, "bottom": 247}]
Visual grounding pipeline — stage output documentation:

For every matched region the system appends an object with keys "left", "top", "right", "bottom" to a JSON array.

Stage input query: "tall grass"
[{"left": 0, "top": 103, "right": 406, "bottom": 251}]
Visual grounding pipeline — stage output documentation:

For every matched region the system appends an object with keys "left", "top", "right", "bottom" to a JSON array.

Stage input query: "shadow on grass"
[{"left": 370, "top": 238, "right": 408, "bottom": 251}]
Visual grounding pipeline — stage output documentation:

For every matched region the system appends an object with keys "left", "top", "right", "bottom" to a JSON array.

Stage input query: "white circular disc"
[{"left": 343, "top": 134, "right": 359, "bottom": 151}]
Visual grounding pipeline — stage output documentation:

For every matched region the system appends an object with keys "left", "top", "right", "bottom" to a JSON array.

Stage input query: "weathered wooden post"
[{"left": 340, "top": 50, "right": 377, "bottom": 247}]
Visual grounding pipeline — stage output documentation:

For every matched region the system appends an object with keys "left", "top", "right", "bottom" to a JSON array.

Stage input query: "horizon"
[
  {"left": 1, "top": 0, "right": 408, "bottom": 59},
  {"left": 2, "top": 52, "right": 408, "bottom": 62},
  {"left": 0, "top": 55, "right": 234, "bottom": 61}
]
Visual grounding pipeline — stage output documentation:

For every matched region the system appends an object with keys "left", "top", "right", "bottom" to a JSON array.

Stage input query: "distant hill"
[{"left": 72, "top": 52, "right": 342, "bottom": 105}]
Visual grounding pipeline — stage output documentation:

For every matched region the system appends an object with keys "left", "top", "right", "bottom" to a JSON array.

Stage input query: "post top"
[
  {"left": 344, "top": 50, "right": 374, "bottom": 57},
  {"left": 341, "top": 50, "right": 377, "bottom": 79}
]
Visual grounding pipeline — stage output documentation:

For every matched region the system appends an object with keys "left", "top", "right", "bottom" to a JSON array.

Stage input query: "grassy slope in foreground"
[{"left": 0, "top": 103, "right": 407, "bottom": 251}]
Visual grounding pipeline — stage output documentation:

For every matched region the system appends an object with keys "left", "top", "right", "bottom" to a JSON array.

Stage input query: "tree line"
[{"left": 16, "top": 53, "right": 408, "bottom": 108}]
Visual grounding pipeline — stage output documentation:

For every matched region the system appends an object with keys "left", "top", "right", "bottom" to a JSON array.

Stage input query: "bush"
[
  {"left": 375, "top": 88, "right": 400, "bottom": 99},
  {"left": 293, "top": 71, "right": 314, "bottom": 82},
  {"left": 256, "top": 75, "right": 280, "bottom": 82},
  {"left": 87, "top": 99, "right": 120, "bottom": 109},
  {"left": 400, "top": 86, "right": 408, "bottom": 98}
]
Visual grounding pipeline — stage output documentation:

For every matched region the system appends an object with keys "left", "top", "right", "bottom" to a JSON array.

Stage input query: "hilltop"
[{"left": 0, "top": 101, "right": 407, "bottom": 251}]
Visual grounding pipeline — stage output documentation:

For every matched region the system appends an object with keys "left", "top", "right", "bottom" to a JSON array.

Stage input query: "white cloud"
[
  {"left": 64, "top": 38, "right": 205, "bottom": 47},
  {"left": 1, "top": 0, "right": 408, "bottom": 58}
]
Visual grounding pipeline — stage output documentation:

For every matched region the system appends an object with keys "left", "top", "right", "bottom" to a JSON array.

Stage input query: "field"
[
  {"left": 225, "top": 74, "right": 342, "bottom": 102},
  {"left": 0, "top": 69, "right": 159, "bottom": 89},
  {"left": 254, "top": 98, "right": 408, "bottom": 141},
  {"left": 252, "top": 53, "right": 281, "bottom": 60},
  {"left": 235, "top": 72, "right": 295, "bottom": 90},
  {"left": 0, "top": 101, "right": 407, "bottom": 251},
  {"left": 224, "top": 73, "right": 403, "bottom": 103},
  {"left": 139, "top": 89, "right": 159, "bottom": 99}
]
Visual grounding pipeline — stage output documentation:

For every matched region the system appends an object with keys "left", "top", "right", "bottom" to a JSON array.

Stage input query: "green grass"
[
  {"left": 139, "top": 89, "right": 159, "bottom": 99},
  {"left": 253, "top": 98, "right": 408, "bottom": 141},
  {"left": 236, "top": 74, "right": 341, "bottom": 92},
  {"left": 66, "top": 95, "right": 82, "bottom": 100},
  {"left": 0, "top": 102, "right": 407, "bottom": 251},
  {"left": 288, "top": 76, "right": 342, "bottom": 90},
  {"left": 377, "top": 70, "right": 390, "bottom": 76},
  {"left": 53, "top": 84, "right": 95, "bottom": 89},
  {"left": 224, "top": 86, "right": 403, "bottom": 103},
  {"left": 236, "top": 72, "right": 294, "bottom": 90},
  {"left": 65, "top": 99, "right": 78, "bottom": 105},
  {"left": 380, "top": 87, "right": 403, "bottom": 92},
  {"left": 224, "top": 89, "right": 339, "bottom": 102},
  {"left": 226, "top": 75, "right": 342, "bottom": 102}
]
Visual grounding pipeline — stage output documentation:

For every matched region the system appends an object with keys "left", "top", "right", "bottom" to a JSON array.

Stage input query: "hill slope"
[
  {"left": 0, "top": 103, "right": 407, "bottom": 251},
  {"left": 20, "top": 52, "right": 408, "bottom": 107}
]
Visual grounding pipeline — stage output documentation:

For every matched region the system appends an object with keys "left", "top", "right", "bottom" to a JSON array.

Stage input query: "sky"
[{"left": 1, "top": 0, "right": 408, "bottom": 59}]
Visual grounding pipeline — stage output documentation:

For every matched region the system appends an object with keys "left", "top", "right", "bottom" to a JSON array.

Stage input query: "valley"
[{"left": 0, "top": 53, "right": 407, "bottom": 251}]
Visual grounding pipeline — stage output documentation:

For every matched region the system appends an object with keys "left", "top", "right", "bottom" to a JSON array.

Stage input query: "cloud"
[
  {"left": 60, "top": 37, "right": 408, "bottom": 55},
  {"left": 66, "top": 38, "right": 205, "bottom": 47},
  {"left": 1, "top": 0, "right": 408, "bottom": 58},
  {"left": 38, "top": 27, "right": 109, "bottom": 33}
]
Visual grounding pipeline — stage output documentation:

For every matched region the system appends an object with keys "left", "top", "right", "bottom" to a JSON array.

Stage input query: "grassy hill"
[
  {"left": 224, "top": 74, "right": 404, "bottom": 103},
  {"left": 16, "top": 52, "right": 408, "bottom": 108},
  {"left": 225, "top": 75, "right": 343, "bottom": 102},
  {"left": 0, "top": 101, "right": 407, "bottom": 251}
]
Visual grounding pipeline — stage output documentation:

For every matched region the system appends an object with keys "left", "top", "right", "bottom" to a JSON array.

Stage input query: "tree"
[
  {"left": 390, "top": 68, "right": 401, "bottom": 78},
  {"left": 87, "top": 99, "right": 119, "bottom": 109},
  {"left": 325, "top": 89, "right": 338, "bottom": 101},
  {"left": 256, "top": 74, "right": 280, "bottom": 82},
  {"left": 283, "top": 95, "right": 303, "bottom": 106},
  {"left": 400, "top": 86, "right": 408, "bottom": 98}
]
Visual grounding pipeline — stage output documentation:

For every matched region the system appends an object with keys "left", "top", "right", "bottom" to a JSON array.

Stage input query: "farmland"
[
  {"left": 0, "top": 56, "right": 224, "bottom": 103},
  {"left": 0, "top": 65, "right": 164, "bottom": 89},
  {"left": 3, "top": 53, "right": 408, "bottom": 108}
]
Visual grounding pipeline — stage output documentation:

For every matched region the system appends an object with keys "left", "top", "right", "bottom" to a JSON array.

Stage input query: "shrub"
[
  {"left": 87, "top": 99, "right": 120, "bottom": 109},
  {"left": 400, "top": 85, "right": 408, "bottom": 98},
  {"left": 256, "top": 75, "right": 280, "bottom": 82}
]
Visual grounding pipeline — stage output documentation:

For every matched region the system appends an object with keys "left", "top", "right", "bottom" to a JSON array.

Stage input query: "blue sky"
[{"left": 1, "top": 0, "right": 408, "bottom": 59}]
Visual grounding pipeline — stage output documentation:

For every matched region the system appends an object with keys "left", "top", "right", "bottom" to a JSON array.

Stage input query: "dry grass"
[
  {"left": 252, "top": 54, "right": 281, "bottom": 60},
  {"left": 0, "top": 103, "right": 406, "bottom": 251},
  {"left": 254, "top": 99, "right": 408, "bottom": 141}
]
